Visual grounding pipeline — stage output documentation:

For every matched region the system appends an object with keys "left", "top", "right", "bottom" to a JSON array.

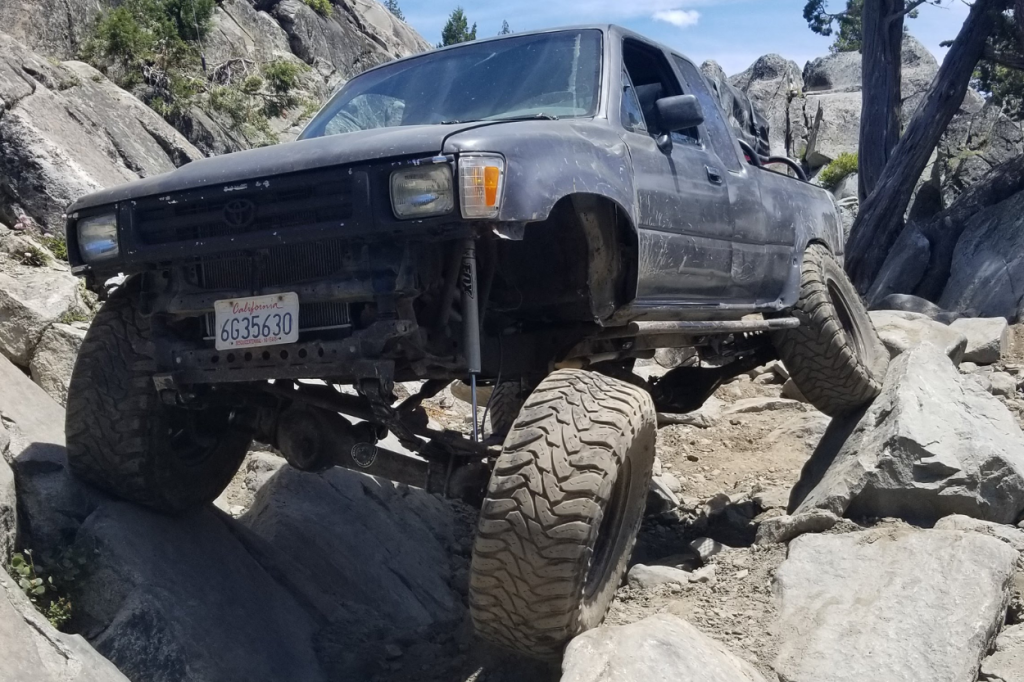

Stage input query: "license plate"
[{"left": 214, "top": 293, "right": 299, "bottom": 351}]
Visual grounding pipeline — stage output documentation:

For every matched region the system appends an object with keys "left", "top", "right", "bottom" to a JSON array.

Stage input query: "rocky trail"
[
  {"left": 1, "top": 2, "right": 1024, "bottom": 680},
  {"left": 4, "top": 312, "right": 1024, "bottom": 681}
]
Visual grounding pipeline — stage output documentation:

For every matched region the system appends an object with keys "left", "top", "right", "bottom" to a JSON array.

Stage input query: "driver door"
[{"left": 620, "top": 39, "right": 734, "bottom": 305}]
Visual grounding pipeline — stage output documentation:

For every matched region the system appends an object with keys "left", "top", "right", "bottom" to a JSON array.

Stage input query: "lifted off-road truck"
[{"left": 64, "top": 26, "right": 886, "bottom": 658}]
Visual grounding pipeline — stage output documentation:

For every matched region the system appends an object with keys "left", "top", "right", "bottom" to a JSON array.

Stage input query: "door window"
[
  {"left": 671, "top": 56, "right": 742, "bottom": 172},
  {"left": 622, "top": 40, "right": 699, "bottom": 146}
]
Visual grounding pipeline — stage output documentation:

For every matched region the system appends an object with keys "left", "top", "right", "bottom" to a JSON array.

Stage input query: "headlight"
[
  {"left": 459, "top": 154, "right": 505, "bottom": 219},
  {"left": 77, "top": 212, "right": 119, "bottom": 263},
  {"left": 390, "top": 165, "right": 454, "bottom": 219}
]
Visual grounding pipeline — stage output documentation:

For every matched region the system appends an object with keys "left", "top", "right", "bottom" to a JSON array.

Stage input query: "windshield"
[{"left": 300, "top": 30, "right": 603, "bottom": 139}]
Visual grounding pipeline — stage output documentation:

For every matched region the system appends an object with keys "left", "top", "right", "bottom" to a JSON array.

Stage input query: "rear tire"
[
  {"left": 65, "top": 283, "right": 253, "bottom": 514},
  {"left": 469, "top": 369, "right": 656, "bottom": 659},
  {"left": 771, "top": 244, "right": 888, "bottom": 417},
  {"left": 482, "top": 380, "right": 528, "bottom": 439}
]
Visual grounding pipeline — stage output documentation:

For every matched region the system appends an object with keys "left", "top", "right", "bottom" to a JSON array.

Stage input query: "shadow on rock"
[{"left": 13, "top": 441, "right": 555, "bottom": 682}]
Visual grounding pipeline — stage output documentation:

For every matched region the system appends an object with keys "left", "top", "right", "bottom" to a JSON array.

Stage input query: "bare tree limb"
[
  {"left": 887, "top": 0, "right": 931, "bottom": 23},
  {"left": 846, "top": 0, "right": 1009, "bottom": 291},
  {"left": 983, "top": 45, "right": 1024, "bottom": 69}
]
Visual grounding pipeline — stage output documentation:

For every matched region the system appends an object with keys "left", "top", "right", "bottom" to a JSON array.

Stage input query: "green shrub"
[
  {"left": 302, "top": 0, "right": 333, "bottom": 17},
  {"left": 8, "top": 550, "right": 89, "bottom": 631},
  {"left": 83, "top": 2, "right": 312, "bottom": 146},
  {"left": 41, "top": 234, "right": 68, "bottom": 261},
  {"left": 17, "top": 244, "right": 51, "bottom": 267},
  {"left": 818, "top": 152, "right": 858, "bottom": 191}
]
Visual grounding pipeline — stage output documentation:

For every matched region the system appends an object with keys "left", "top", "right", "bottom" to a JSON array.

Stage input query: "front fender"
[{"left": 443, "top": 120, "right": 637, "bottom": 225}]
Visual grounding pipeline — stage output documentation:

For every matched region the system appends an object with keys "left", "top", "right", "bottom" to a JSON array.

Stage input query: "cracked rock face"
[
  {"left": 792, "top": 342, "right": 1024, "bottom": 525},
  {"left": 775, "top": 528, "right": 1018, "bottom": 682},
  {"left": 0, "top": 34, "right": 202, "bottom": 231}
]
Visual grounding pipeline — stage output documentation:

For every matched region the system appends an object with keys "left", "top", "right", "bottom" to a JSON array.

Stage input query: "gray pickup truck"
[{"left": 64, "top": 25, "right": 886, "bottom": 658}]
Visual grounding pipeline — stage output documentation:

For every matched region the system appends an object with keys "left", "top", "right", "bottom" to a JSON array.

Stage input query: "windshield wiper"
[{"left": 441, "top": 113, "right": 560, "bottom": 125}]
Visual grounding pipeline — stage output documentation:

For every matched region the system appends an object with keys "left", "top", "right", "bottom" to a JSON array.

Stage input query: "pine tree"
[
  {"left": 439, "top": 7, "right": 477, "bottom": 47},
  {"left": 383, "top": 0, "right": 404, "bottom": 21},
  {"left": 499, "top": 20, "right": 512, "bottom": 35}
]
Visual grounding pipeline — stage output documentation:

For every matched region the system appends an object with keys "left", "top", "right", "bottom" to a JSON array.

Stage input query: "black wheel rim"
[
  {"left": 583, "top": 458, "right": 633, "bottom": 601},
  {"left": 827, "top": 278, "right": 870, "bottom": 364}
]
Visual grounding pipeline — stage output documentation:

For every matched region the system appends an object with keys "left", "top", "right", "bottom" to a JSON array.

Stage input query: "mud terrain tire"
[
  {"left": 771, "top": 244, "right": 888, "bottom": 417},
  {"left": 482, "top": 380, "right": 528, "bottom": 439},
  {"left": 469, "top": 369, "right": 656, "bottom": 659},
  {"left": 65, "top": 284, "right": 253, "bottom": 514}
]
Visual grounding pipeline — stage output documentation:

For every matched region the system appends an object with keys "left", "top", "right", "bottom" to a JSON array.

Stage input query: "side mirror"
[{"left": 655, "top": 94, "right": 704, "bottom": 133}]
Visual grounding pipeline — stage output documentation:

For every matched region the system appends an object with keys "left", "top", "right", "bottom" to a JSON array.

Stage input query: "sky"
[{"left": 394, "top": 0, "right": 972, "bottom": 76}]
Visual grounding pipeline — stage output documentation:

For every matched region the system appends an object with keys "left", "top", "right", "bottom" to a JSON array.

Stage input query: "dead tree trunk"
[
  {"left": 858, "top": 0, "right": 906, "bottom": 201},
  {"left": 844, "top": 0, "right": 1008, "bottom": 293}
]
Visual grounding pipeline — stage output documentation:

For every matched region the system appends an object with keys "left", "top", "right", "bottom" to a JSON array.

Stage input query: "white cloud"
[{"left": 653, "top": 9, "right": 700, "bottom": 27}]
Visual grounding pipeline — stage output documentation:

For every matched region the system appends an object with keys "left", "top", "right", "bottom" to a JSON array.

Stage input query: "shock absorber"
[{"left": 460, "top": 238, "right": 482, "bottom": 442}]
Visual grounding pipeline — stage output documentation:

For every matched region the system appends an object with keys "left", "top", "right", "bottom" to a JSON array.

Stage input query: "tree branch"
[
  {"left": 887, "top": 0, "right": 946, "bottom": 24},
  {"left": 983, "top": 45, "right": 1024, "bottom": 70}
]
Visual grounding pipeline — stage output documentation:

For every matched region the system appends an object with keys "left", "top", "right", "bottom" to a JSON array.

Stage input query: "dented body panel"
[{"left": 64, "top": 24, "right": 844, "bottom": 387}]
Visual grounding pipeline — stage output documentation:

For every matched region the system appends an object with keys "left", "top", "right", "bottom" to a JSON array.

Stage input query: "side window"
[
  {"left": 622, "top": 40, "right": 699, "bottom": 146},
  {"left": 620, "top": 69, "right": 647, "bottom": 133},
  {"left": 672, "top": 57, "right": 742, "bottom": 172}
]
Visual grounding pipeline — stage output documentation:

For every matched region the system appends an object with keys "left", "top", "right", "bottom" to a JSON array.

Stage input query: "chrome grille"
[{"left": 133, "top": 169, "right": 354, "bottom": 245}]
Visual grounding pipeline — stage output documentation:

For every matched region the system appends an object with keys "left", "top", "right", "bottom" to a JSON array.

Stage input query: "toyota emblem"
[{"left": 222, "top": 199, "right": 256, "bottom": 228}]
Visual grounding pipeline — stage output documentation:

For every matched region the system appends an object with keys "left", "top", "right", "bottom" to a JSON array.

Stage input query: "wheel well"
[{"left": 488, "top": 194, "right": 637, "bottom": 323}]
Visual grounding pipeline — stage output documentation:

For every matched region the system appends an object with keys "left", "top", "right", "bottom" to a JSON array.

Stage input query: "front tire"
[
  {"left": 771, "top": 244, "right": 888, "bottom": 417},
  {"left": 65, "top": 284, "right": 253, "bottom": 514},
  {"left": 469, "top": 369, "right": 656, "bottom": 659}
]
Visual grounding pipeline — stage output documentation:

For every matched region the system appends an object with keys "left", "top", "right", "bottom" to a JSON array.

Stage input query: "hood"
[{"left": 68, "top": 123, "right": 482, "bottom": 213}]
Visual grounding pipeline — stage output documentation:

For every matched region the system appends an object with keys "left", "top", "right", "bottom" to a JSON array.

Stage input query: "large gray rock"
[
  {"left": 0, "top": 0, "right": 104, "bottom": 58},
  {"left": 874, "top": 293, "right": 959, "bottom": 322},
  {"left": 792, "top": 343, "right": 1024, "bottom": 524},
  {"left": 868, "top": 310, "right": 967, "bottom": 364},
  {"left": 935, "top": 514, "right": 1024, "bottom": 553},
  {"left": 0, "top": 353, "right": 66, "bottom": 454},
  {"left": 775, "top": 528, "right": 1018, "bottom": 682},
  {"left": 803, "top": 50, "right": 862, "bottom": 93},
  {"left": 866, "top": 223, "right": 933, "bottom": 307},
  {"left": 242, "top": 466, "right": 462, "bottom": 629},
  {"left": 729, "top": 54, "right": 803, "bottom": 157},
  {"left": 0, "top": 35, "right": 201, "bottom": 230},
  {"left": 273, "top": 0, "right": 428, "bottom": 88},
  {"left": 950, "top": 317, "right": 1010, "bottom": 364},
  {"left": 940, "top": 190, "right": 1024, "bottom": 320},
  {"left": 30, "top": 322, "right": 88, "bottom": 406},
  {"left": 0, "top": 269, "right": 84, "bottom": 367},
  {"left": 562, "top": 613, "right": 767, "bottom": 682},
  {"left": 980, "top": 623, "right": 1024, "bottom": 682},
  {"left": 804, "top": 91, "right": 861, "bottom": 168},
  {"left": 15, "top": 435, "right": 466, "bottom": 682},
  {"left": 0, "top": 567, "right": 131, "bottom": 682},
  {"left": 72, "top": 502, "right": 330, "bottom": 682}
]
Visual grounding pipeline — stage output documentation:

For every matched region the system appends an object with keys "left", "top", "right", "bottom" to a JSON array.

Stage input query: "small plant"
[
  {"left": 17, "top": 244, "right": 51, "bottom": 267},
  {"left": 302, "top": 0, "right": 333, "bottom": 16},
  {"left": 59, "top": 308, "right": 93, "bottom": 325},
  {"left": 818, "top": 151, "right": 858, "bottom": 191},
  {"left": 8, "top": 550, "right": 85, "bottom": 631},
  {"left": 41, "top": 234, "right": 68, "bottom": 261}
]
